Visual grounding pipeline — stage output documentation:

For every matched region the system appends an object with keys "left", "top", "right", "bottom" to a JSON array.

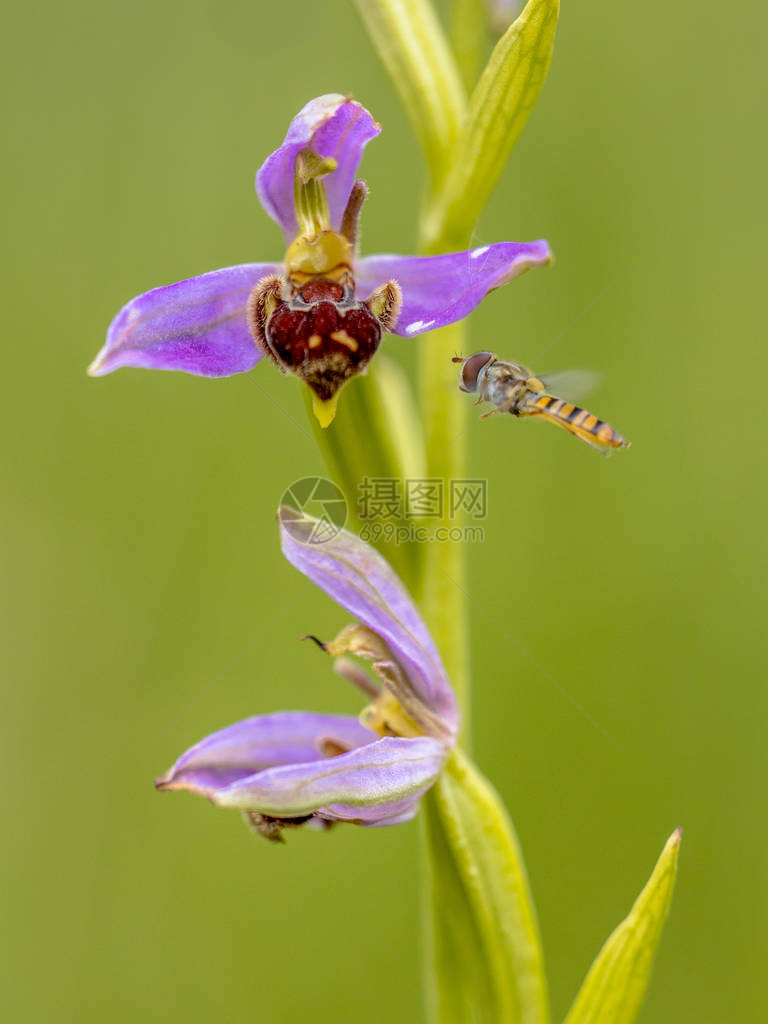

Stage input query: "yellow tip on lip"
[
  {"left": 312, "top": 391, "right": 339, "bottom": 428},
  {"left": 86, "top": 355, "right": 106, "bottom": 377}
]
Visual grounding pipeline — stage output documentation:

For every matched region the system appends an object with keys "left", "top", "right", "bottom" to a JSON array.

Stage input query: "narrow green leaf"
[
  {"left": 423, "top": 0, "right": 559, "bottom": 250},
  {"left": 563, "top": 829, "right": 682, "bottom": 1024},
  {"left": 423, "top": 748, "right": 549, "bottom": 1023},
  {"left": 450, "top": 0, "right": 488, "bottom": 92},
  {"left": 305, "top": 355, "right": 426, "bottom": 588},
  {"left": 353, "top": 0, "right": 467, "bottom": 186}
]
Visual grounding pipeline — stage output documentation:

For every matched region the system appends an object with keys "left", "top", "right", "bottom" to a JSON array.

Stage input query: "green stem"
[
  {"left": 337, "top": 5, "right": 559, "bottom": 1021},
  {"left": 416, "top": 320, "right": 470, "bottom": 735},
  {"left": 351, "top": 6, "right": 474, "bottom": 725}
]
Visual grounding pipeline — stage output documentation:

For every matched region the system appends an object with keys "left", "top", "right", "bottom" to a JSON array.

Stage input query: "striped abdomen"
[{"left": 519, "top": 393, "right": 629, "bottom": 451}]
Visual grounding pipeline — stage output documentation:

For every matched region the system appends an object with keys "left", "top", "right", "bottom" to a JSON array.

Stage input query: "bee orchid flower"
[
  {"left": 89, "top": 94, "right": 551, "bottom": 426},
  {"left": 155, "top": 507, "right": 458, "bottom": 841}
]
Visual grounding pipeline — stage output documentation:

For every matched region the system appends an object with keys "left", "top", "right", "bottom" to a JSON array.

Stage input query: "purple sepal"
[
  {"left": 157, "top": 715, "right": 445, "bottom": 827},
  {"left": 256, "top": 95, "right": 381, "bottom": 243},
  {"left": 210, "top": 735, "right": 444, "bottom": 822},
  {"left": 89, "top": 263, "right": 278, "bottom": 378},
  {"left": 356, "top": 240, "right": 552, "bottom": 336},
  {"left": 278, "top": 509, "right": 459, "bottom": 739},
  {"left": 155, "top": 711, "right": 377, "bottom": 795}
]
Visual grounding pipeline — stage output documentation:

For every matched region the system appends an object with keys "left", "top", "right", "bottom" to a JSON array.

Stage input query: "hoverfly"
[{"left": 453, "top": 352, "right": 629, "bottom": 453}]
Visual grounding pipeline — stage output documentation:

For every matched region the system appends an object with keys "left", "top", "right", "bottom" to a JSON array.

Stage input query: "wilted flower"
[
  {"left": 89, "top": 94, "right": 551, "bottom": 425},
  {"left": 155, "top": 507, "right": 458, "bottom": 841}
]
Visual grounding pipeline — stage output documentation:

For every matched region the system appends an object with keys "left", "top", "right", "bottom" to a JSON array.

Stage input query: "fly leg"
[{"left": 480, "top": 394, "right": 519, "bottom": 419}]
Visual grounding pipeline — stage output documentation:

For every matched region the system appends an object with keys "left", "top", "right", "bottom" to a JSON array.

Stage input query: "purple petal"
[
  {"left": 256, "top": 95, "right": 380, "bottom": 242},
  {"left": 89, "top": 263, "right": 279, "bottom": 378},
  {"left": 356, "top": 241, "right": 552, "bottom": 336},
  {"left": 209, "top": 735, "right": 445, "bottom": 823},
  {"left": 278, "top": 509, "right": 458, "bottom": 740},
  {"left": 155, "top": 712, "right": 376, "bottom": 796}
]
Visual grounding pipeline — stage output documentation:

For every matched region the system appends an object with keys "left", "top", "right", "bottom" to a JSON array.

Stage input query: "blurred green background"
[{"left": 2, "top": 0, "right": 765, "bottom": 1020}]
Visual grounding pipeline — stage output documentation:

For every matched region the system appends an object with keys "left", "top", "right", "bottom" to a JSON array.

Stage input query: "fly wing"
[{"left": 537, "top": 368, "right": 601, "bottom": 401}]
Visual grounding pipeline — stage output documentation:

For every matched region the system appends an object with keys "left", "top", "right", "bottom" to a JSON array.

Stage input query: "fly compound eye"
[{"left": 458, "top": 351, "right": 494, "bottom": 392}]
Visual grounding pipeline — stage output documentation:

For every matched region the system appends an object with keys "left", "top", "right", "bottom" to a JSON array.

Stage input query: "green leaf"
[
  {"left": 423, "top": 748, "right": 549, "bottom": 1023},
  {"left": 563, "top": 829, "right": 682, "bottom": 1024},
  {"left": 352, "top": 0, "right": 467, "bottom": 186},
  {"left": 423, "top": 0, "right": 560, "bottom": 250},
  {"left": 305, "top": 354, "right": 426, "bottom": 588}
]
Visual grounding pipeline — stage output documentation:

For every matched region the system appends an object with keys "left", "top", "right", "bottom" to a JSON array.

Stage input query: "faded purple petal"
[
  {"left": 356, "top": 240, "right": 552, "bottom": 336},
  {"left": 89, "top": 264, "right": 278, "bottom": 378},
  {"left": 278, "top": 510, "right": 458, "bottom": 738},
  {"left": 256, "top": 95, "right": 380, "bottom": 242},
  {"left": 207, "top": 735, "right": 445, "bottom": 823},
  {"left": 155, "top": 712, "right": 376, "bottom": 796}
]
